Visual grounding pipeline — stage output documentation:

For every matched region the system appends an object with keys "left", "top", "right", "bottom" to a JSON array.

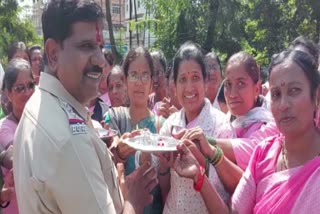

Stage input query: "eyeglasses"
[
  {"left": 127, "top": 73, "right": 151, "bottom": 83},
  {"left": 206, "top": 64, "right": 220, "bottom": 71},
  {"left": 13, "top": 82, "right": 36, "bottom": 94}
]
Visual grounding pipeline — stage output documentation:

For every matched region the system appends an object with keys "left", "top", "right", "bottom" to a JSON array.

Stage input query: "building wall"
[
  {"left": 18, "top": 0, "right": 35, "bottom": 20},
  {"left": 18, "top": 0, "right": 43, "bottom": 36},
  {"left": 124, "top": 0, "right": 156, "bottom": 48},
  {"left": 31, "top": 0, "right": 44, "bottom": 36},
  {"left": 26, "top": 0, "right": 156, "bottom": 51}
]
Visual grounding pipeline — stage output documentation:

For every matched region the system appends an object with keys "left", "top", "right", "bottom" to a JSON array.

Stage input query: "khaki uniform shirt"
[{"left": 13, "top": 72, "right": 123, "bottom": 214}]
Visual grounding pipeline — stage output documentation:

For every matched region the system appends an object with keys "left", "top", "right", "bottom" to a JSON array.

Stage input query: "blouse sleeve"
[
  {"left": 231, "top": 144, "right": 261, "bottom": 214},
  {"left": 159, "top": 114, "right": 174, "bottom": 136},
  {"left": 0, "top": 119, "right": 16, "bottom": 150},
  {"left": 231, "top": 167, "right": 256, "bottom": 214},
  {"left": 231, "top": 122, "right": 278, "bottom": 170},
  {"left": 213, "top": 110, "right": 235, "bottom": 139},
  {"left": 104, "top": 107, "right": 121, "bottom": 136}
]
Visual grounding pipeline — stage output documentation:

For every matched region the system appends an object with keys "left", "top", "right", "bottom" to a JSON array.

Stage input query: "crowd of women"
[{"left": 0, "top": 35, "right": 319, "bottom": 213}]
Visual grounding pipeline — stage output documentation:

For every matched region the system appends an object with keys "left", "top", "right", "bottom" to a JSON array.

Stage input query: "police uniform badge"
[
  {"left": 59, "top": 99, "right": 87, "bottom": 135},
  {"left": 69, "top": 118, "right": 87, "bottom": 135}
]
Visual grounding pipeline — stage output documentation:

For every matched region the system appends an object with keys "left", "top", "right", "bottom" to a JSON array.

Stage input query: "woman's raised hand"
[
  {"left": 174, "top": 127, "right": 214, "bottom": 158},
  {"left": 173, "top": 143, "right": 200, "bottom": 182},
  {"left": 157, "top": 97, "right": 172, "bottom": 118}
]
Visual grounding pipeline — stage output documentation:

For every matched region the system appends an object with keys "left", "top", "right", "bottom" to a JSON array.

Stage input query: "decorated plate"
[
  {"left": 123, "top": 133, "right": 178, "bottom": 152},
  {"left": 96, "top": 128, "right": 118, "bottom": 141}
]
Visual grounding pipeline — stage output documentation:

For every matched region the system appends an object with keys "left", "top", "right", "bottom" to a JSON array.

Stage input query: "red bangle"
[{"left": 193, "top": 165, "right": 205, "bottom": 192}]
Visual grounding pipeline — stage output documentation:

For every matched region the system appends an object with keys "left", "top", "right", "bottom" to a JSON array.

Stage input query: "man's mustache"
[{"left": 84, "top": 65, "right": 103, "bottom": 74}]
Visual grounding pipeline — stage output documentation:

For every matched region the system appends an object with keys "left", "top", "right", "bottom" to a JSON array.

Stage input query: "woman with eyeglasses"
[
  {"left": 0, "top": 58, "right": 35, "bottom": 214},
  {"left": 104, "top": 47, "right": 164, "bottom": 214},
  {"left": 1, "top": 41, "right": 31, "bottom": 118}
]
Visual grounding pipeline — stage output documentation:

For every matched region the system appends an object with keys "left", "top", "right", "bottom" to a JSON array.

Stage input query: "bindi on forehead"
[{"left": 95, "top": 23, "right": 102, "bottom": 43}]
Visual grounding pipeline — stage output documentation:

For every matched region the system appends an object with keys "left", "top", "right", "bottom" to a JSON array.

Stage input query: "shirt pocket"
[{"left": 29, "top": 176, "right": 59, "bottom": 214}]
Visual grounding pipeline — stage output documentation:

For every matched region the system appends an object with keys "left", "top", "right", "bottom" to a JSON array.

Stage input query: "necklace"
[
  {"left": 281, "top": 141, "right": 288, "bottom": 169},
  {"left": 281, "top": 139, "right": 320, "bottom": 170}
]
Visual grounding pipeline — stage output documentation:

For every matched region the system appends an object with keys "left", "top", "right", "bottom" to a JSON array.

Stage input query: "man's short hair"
[
  {"left": 28, "top": 44, "right": 42, "bottom": 59},
  {"left": 42, "top": 0, "right": 105, "bottom": 65}
]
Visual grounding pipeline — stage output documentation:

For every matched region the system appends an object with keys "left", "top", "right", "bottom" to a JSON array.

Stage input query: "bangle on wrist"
[
  {"left": 159, "top": 167, "right": 170, "bottom": 176},
  {"left": 193, "top": 165, "right": 205, "bottom": 192},
  {"left": 207, "top": 136, "right": 216, "bottom": 146},
  {"left": 215, "top": 154, "right": 224, "bottom": 167},
  {"left": 210, "top": 146, "right": 223, "bottom": 166}
]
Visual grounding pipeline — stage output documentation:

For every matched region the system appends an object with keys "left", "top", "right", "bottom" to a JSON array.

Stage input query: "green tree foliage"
[
  {"left": 0, "top": 0, "right": 41, "bottom": 64},
  {"left": 139, "top": 0, "right": 319, "bottom": 67},
  {"left": 140, "top": 0, "right": 244, "bottom": 61},
  {"left": 242, "top": 0, "right": 319, "bottom": 66}
]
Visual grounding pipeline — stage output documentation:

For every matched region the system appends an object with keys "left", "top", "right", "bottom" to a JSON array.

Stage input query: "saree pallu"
[{"left": 232, "top": 135, "right": 320, "bottom": 214}]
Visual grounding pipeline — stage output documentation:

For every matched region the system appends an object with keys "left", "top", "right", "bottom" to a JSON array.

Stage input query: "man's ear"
[{"left": 44, "top": 38, "right": 60, "bottom": 73}]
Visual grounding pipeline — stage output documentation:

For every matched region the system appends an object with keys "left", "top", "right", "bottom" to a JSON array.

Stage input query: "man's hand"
[{"left": 125, "top": 162, "right": 158, "bottom": 213}]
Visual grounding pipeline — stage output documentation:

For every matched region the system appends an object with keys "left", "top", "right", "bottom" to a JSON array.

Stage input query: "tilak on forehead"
[
  {"left": 95, "top": 23, "right": 102, "bottom": 43},
  {"left": 281, "top": 81, "right": 286, "bottom": 87}
]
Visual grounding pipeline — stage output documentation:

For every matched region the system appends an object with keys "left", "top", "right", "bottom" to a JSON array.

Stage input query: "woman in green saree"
[{"left": 104, "top": 47, "right": 163, "bottom": 214}]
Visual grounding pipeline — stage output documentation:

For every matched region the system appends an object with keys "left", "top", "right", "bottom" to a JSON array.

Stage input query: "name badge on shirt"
[{"left": 69, "top": 118, "right": 87, "bottom": 135}]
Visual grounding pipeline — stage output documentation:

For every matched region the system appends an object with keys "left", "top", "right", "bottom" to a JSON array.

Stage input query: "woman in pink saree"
[
  {"left": 173, "top": 49, "right": 320, "bottom": 213},
  {"left": 232, "top": 49, "right": 320, "bottom": 213},
  {"left": 176, "top": 52, "right": 278, "bottom": 195}
]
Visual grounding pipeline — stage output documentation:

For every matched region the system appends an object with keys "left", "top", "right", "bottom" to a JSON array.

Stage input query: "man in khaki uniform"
[{"left": 13, "top": 0, "right": 158, "bottom": 213}]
